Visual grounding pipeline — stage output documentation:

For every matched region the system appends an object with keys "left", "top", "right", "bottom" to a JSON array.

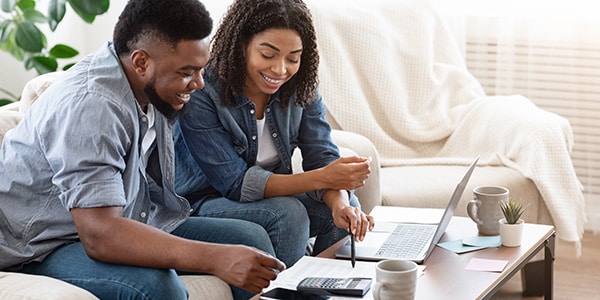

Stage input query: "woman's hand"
[
  {"left": 319, "top": 156, "right": 371, "bottom": 191},
  {"left": 332, "top": 205, "right": 375, "bottom": 241}
]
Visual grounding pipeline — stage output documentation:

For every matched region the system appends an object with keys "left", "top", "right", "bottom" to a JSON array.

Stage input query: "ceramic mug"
[
  {"left": 467, "top": 186, "right": 509, "bottom": 235},
  {"left": 372, "top": 259, "right": 417, "bottom": 300}
]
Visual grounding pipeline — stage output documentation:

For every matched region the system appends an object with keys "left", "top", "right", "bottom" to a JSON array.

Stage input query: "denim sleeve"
[
  {"left": 297, "top": 89, "right": 341, "bottom": 202},
  {"left": 177, "top": 89, "right": 262, "bottom": 202}
]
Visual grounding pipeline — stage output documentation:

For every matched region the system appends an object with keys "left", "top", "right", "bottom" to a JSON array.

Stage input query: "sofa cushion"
[
  {"left": 0, "top": 272, "right": 98, "bottom": 300},
  {"left": 380, "top": 165, "right": 553, "bottom": 225},
  {"left": 180, "top": 275, "right": 233, "bottom": 299},
  {"left": 0, "top": 110, "right": 22, "bottom": 146},
  {"left": 0, "top": 272, "right": 234, "bottom": 300}
]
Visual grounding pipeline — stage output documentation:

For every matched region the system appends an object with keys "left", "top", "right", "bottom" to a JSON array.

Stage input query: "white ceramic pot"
[{"left": 499, "top": 218, "right": 524, "bottom": 247}]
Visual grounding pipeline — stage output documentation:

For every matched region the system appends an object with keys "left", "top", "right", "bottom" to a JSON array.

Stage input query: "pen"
[{"left": 349, "top": 226, "right": 356, "bottom": 268}]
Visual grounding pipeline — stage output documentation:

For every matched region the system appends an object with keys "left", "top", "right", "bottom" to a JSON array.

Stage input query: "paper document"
[
  {"left": 264, "top": 256, "right": 425, "bottom": 299},
  {"left": 266, "top": 256, "right": 377, "bottom": 291}
]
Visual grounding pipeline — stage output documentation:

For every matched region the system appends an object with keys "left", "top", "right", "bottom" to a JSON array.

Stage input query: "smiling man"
[{"left": 0, "top": 0, "right": 284, "bottom": 299}]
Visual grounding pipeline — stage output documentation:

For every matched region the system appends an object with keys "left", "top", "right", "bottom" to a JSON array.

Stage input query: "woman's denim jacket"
[{"left": 174, "top": 69, "right": 340, "bottom": 203}]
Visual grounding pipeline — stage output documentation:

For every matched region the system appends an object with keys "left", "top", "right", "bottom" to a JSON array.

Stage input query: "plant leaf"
[
  {"left": 49, "top": 43, "right": 78, "bottom": 58},
  {"left": 0, "top": 98, "right": 15, "bottom": 106},
  {"left": 67, "top": 0, "right": 109, "bottom": 23},
  {"left": 16, "top": 0, "right": 35, "bottom": 10},
  {"left": 0, "top": 28, "right": 25, "bottom": 61},
  {"left": 27, "top": 55, "right": 58, "bottom": 74},
  {"left": 68, "top": 0, "right": 109, "bottom": 15},
  {"left": 22, "top": 8, "right": 47, "bottom": 24},
  {"left": 62, "top": 62, "right": 75, "bottom": 71},
  {"left": 0, "top": 98, "right": 14, "bottom": 106},
  {"left": 48, "top": 0, "right": 67, "bottom": 31},
  {"left": 15, "top": 21, "right": 43, "bottom": 52},
  {"left": 1, "top": 0, "right": 17, "bottom": 13},
  {"left": 0, "top": 21, "right": 12, "bottom": 43}
]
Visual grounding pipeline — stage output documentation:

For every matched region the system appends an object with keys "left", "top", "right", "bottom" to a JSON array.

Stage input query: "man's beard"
[{"left": 144, "top": 83, "right": 187, "bottom": 121}]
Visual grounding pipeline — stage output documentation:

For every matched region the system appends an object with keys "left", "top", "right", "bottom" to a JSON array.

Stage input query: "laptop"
[{"left": 335, "top": 156, "right": 479, "bottom": 264}]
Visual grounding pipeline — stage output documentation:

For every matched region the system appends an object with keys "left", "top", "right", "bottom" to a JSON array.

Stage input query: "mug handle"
[
  {"left": 372, "top": 281, "right": 386, "bottom": 300},
  {"left": 467, "top": 197, "right": 482, "bottom": 225}
]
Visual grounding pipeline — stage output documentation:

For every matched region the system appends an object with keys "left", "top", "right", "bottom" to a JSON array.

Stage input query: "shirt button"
[
  {"left": 250, "top": 109, "right": 255, "bottom": 115},
  {"left": 141, "top": 116, "right": 147, "bottom": 123},
  {"left": 252, "top": 135, "right": 257, "bottom": 140},
  {"left": 272, "top": 133, "right": 278, "bottom": 138},
  {"left": 140, "top": 212, "right": 147, "bottom": 218},
  {"left": 266, "top": 108, "right": 271, "bottom": 113}
]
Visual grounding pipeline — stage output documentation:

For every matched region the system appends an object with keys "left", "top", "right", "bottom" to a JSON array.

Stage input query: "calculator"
[{"left": 296, "top": 277, "right": 372, "bottom": 297}]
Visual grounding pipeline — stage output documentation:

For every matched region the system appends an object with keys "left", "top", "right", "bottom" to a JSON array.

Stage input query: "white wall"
[{"left": 0, "top": 0, "right": 232, "bottom": 99}]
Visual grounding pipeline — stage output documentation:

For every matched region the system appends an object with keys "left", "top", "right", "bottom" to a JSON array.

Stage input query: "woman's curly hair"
[{"left": 210, "top": 0, "right": 319, "bottom": 108}]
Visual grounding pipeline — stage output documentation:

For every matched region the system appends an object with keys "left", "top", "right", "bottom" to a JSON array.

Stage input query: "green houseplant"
[
  {"left": 0, "top": 0, "right": 110, "bottom": 105},
  {"left": 499, "top": 197, "right": 527, "bottom": 224},
  {"left": 499, "top": 197, "right": 527, "bottom": 247}
]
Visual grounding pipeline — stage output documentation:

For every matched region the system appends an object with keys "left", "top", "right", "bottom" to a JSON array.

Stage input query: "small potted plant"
[{"left": 498, "top": 197, "right": 527, "bottom": 247}]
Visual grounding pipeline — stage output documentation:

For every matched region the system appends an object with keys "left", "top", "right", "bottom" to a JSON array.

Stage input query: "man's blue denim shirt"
[
  {"left": 174, "top": 69, "right": 340, "bottom": 203},
  {"left": 0, "top": 42, "right": 190, "bottom": 270}
]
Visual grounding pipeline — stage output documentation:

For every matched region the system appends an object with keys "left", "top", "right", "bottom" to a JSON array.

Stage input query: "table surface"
[{"left": 317, "top": 216, "right": 555, "bottom": 299}]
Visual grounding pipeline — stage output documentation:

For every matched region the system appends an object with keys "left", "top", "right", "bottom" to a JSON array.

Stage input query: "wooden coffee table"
[{"left": 317, "top": 216, "right": 555, "bottom": 299}]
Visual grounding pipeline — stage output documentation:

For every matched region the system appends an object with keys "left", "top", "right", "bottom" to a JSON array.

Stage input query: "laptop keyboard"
[{"left": 375, "top": 224, "right": 436, "bottom": 258}]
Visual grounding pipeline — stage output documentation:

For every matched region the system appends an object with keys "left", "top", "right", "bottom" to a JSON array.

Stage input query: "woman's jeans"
[
  {"left": 20, "top": 216, "right": 274, "bottom": 300},
  {"left": 195, "top": 193, "right": 359, "bottom": 267}
]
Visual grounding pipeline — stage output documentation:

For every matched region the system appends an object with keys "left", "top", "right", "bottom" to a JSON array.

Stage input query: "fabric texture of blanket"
[{"left": 306, "top": 0, "right": 585, "bottom": 248}]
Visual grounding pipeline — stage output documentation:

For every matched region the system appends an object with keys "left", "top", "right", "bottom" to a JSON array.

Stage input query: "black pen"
[{"left": 349, "top": 226, "right": 356, "bottom": 268}]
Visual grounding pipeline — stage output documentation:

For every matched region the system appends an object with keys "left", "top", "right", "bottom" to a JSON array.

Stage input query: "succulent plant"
[{"left": 500, "top": 197, "right": 527, "bottom": 224}]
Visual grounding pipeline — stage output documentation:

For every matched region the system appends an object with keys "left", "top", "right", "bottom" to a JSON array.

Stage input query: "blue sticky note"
[{"left": 437, "top": 240, "right": 487, "bottom": 254}]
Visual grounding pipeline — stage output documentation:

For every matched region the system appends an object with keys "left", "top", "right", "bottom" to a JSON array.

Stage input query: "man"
[{"left": 0, "top": 0, "right": 285, "bottom": 299}]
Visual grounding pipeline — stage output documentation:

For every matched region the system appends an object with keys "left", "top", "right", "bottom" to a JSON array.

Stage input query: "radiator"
[{"left": 463, "top": 22, "right": 600, "bottom": 230}]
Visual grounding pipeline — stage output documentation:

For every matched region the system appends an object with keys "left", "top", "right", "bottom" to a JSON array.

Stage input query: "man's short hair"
[{"left": 113, "top": 0, "right": 212, "bottom": 56}]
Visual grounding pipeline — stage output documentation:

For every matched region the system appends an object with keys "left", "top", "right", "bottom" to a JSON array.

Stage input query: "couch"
[{"left": 305, "top": 0, "right": 585, "bottom": 245}]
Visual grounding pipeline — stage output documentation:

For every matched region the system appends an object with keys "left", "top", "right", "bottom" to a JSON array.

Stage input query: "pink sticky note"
[{"left": 465, "top": 258, "right": 508, "bottom": 272}]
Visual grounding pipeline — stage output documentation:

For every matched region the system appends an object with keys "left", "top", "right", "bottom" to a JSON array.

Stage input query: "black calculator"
[{"left": 296, "top": 277, "right": 372, "bottom": 297}]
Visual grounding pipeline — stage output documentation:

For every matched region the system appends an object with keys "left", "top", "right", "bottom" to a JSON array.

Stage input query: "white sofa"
[{"left": 305, "top": 0, "right": 585, "bottom": 240}]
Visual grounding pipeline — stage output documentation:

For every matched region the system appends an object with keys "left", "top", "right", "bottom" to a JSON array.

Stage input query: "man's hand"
[
  {"left": 71, "top": 206, "right": 285, "bottom": 295},
  {"left": 211, "top": 245, "right": 286, "bottom": 294}
]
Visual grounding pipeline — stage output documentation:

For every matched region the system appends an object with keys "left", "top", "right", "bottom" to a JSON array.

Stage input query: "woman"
[{"left": 174, "top": 0, "right": 374, "bottom": 267}]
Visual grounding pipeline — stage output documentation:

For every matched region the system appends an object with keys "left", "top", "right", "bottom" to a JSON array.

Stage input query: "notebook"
[{"left": 335, "top": 156, "right": 479, "bottom": 264}]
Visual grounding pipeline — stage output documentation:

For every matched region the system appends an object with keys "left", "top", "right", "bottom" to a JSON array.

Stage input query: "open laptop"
[{"left": 336, "top": 156, "right": 479, "bottom": 264}]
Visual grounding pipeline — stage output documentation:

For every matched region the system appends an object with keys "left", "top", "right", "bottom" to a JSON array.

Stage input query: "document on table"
[
  {"left": 263, "top": 256, "right": 425, "bottom": 299},
  {"left": 266, "top": 256, "right": 377, "bottom": 291}
]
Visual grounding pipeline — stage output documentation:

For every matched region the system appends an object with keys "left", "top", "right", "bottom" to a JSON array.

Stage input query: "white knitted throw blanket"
[{"left": 306, "top": 0, "right": 585, "bottom": 247}]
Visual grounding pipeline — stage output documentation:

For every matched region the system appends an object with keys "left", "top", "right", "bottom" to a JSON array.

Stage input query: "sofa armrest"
[
  {"left": 19, "top": 71, "right": 61, "bottom": 113},
  {"left": 290, "top": 129, "right": 381, "bottom": 214},
  {"left": 0, "top": 109, "right": 23, "bottom": 146},
  {"left": 330, "top": 130, "right": 381, "bottom": 214}
]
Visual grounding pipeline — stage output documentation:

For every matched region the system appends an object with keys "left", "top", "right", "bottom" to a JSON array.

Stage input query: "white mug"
[
  {"left": 372, "top": 259, "right": 417, "bottom": 300},
  {"left": 467, "top": 186, "right": 509, "bottom": 235}
]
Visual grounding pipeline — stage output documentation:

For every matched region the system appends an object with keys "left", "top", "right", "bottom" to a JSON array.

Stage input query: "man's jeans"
[
  {"left": 196, "top": 193, "right": 357, "bottom": 267},
  {"left": 20, "top": 216, "right": 274, "bottom": 300}
]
